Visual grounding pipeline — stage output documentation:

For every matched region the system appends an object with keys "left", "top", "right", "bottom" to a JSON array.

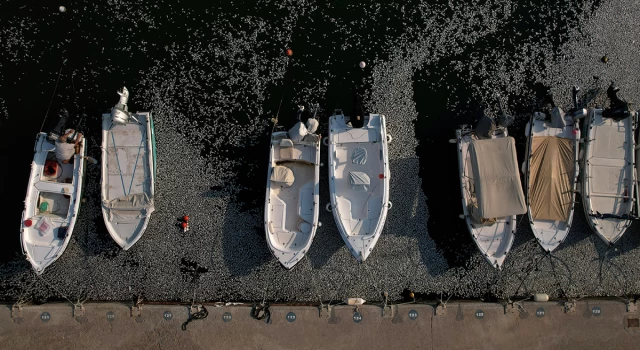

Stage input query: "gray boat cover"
[
  {"left": 289, "top": 122, "right": 307, "bottom": 142},
  {"left": 470, "top": 137, "right": 526, "bottom": 219},
  {"left": 352, "top": 147, "right": 367, "bottom": 164},
  {"left": 529, "top": 136, "right": 574, "bottom": 222},
  {"left": 102, "top": 193, "right": 154, "bottom": 220},
  {"left": 349, "top": 171, "right": 370, "bottom": 191}
]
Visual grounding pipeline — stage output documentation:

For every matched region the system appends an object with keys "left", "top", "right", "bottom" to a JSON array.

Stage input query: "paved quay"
[{"left": 1, "top": 300, "right": 639, "bottom": 349}]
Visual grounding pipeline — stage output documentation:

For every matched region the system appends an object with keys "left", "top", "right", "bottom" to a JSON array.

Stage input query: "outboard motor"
[
  {"left": 46, "top": 108, "right": 69, "bottom": 143},
  {"left": 474, "top": 112, "right": 495, "bottom": 139},
  {"left": 111, "top": 87, "right": 131, "bottom": 125},
  {"left": 603, "top": 82, "right": 631, "bottom": 121},
  {"left": 496, "top": 97, "right": 514, "bottom": 128},
  {"left": 569, "top": 86, "right": 587, "bottom": 119}
]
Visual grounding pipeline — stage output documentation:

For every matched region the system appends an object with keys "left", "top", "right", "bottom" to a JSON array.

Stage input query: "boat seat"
[
  {"left": 279, "top": 139, "right": 294, "bottom": 159},
  {"left": 280, "top": 143, "right": 315, "bottom": 163},
  {"left": 269, "top": 197, "right": 286, "bottom": 233},
  {"left": 298, "top": 183, "right": 314, "bottom": 223},
  {"left": 271, "top": 165, "right": 295, "bottom": 187}
]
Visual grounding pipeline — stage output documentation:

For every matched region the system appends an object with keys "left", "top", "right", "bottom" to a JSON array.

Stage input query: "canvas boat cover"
[
  {"left": 271, "top": 165, "right": 295, "bottom": 187},
  {"left": 529, "top": 136, "right": 574, "bottom": 222},
  {"left": 470, "top": 137, "right": 526, "bottom": 218},
  {"left": 102, "top": 193, "right": 154, "bottom": 221},
  {"left": 349, "top": 171, "right": 370, "bottom": 191},
  {"left": 289, "top": 122, "right": 307, "bottom": 142},
  {"left": 352, "top": 147, "right": 367, "bottom": 164},
  {"left": 306, "top": 118, "right": 319, "bottom": 133}
]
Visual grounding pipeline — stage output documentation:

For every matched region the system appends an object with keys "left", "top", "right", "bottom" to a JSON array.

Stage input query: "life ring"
[
  {"left": 387, "top": 201, "right": 393, "bottom": 209},
  {"left": 322, "top": 137, "right": 329, "bottom": 146},
  {"left": 386, "top": 134, "right": 393, "bottom": 143},
  {"left": 325, "top": 203, "right": 333, "bottom": 212}
]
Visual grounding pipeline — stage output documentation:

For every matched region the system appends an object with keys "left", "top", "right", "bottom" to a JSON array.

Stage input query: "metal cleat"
[
  {"left": 627, "top": 300, "right": 637, "bottom": 313},
  {"left": 564, "top": 301, "right": 576, "bottom": 313},
  {"left": 190, "top": 304, "right": 203, "bottom": 315},
  {"left": 131, "top": 304, "right": 143, "bottom": 322},
  {"left": 382, "top": 304, "right": 394, "bottom": 318},
  {"left": 319, "top": 303, "right": 332, "bottom": 318},
  {"left": 11, "top": 305, "right": 23, "bottom": 324},
  {"left": 505, "top": 303, "right": 519, "bottom": 315},
  {"left": 435, "top": 303, "right": 446, "bottom": 316}
]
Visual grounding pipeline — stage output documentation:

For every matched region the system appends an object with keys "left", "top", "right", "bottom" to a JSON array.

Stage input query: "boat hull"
[
  {"left": 523, "top": 113, "right": 580, "bottom": 252},
  {"left": 455, "top": 127, "right": 515, "bottom": 269},
  {"left": 328, "top": 113, "right": 390, "bottom": 262},
  {"left": 582, "top": 108, "right": 636, "bottom": 245},
  {"left": 20, "top": 133, "right": 86, "bottom": 274},
  {"left": 264, "top": 128, "right": 321, "bottom": 269},
  {"left": 101, "top": 112, "right": 155, "bottom": 250}
]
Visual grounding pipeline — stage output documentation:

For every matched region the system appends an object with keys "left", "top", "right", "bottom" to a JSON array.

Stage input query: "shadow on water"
[
  {"left": 414, "top": 73, "right": 478, "bottom": 268},
  {"left": 384, "top": 158, "right": 449, "bottom": 276},
  {"left": 221, "top": 202, "right": 272, "bottom": 276}
]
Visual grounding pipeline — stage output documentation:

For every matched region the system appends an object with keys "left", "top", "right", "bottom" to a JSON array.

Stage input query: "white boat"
[
  {"left": 264, "top": 107, "right": 321, "bottom": 269},
  {"left": 327, "top": 111, "right": 391, "bottom": 262},
  {"left": 101, "top": 87, "right": 156, "bottom": 250},
  {"left": 20, "top": 132, "right": 86, "bottom": 274},
  {"left": 523, "top": 103, "right": 580, "bottom": 252},
  {"left": 582, "top": 85, "right": 636, "bottom": 245},
  {"left": 455, "top": 116, "right": 526, "bottom": 269}
]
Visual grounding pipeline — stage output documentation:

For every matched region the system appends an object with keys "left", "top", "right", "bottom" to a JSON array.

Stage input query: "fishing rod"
[{"left": 40, "top": 63, "right": 65, "bottom": 133}]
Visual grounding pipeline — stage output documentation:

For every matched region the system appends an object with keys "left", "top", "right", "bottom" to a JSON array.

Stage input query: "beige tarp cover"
[
  {"left": 529, "top": 136, "right": 574, "bottom": 222},
  {"left": 470, "top": 137, "right": 526, "bottom": 218},
  {"left": 271, "top": 165, "right": 294, "bottom": 187},
  {"left": 102, "top": 193, "right": 155, "bottom": 221}
]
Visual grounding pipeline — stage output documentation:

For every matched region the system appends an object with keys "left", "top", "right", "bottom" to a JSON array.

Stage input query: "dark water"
[{"left": 0, "top": 0, "right": 599, "bottom": 272}]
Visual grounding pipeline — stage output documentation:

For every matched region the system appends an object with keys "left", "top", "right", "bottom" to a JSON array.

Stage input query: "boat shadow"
[
  {"left": 413, "top": 71, "right": 483, "bottom": 270},
  {"left": 216, "top": 126, "right": 275, "bottom": 276},
  {"left": 381, "top": 157, "right": 449, "bottom": 277}
]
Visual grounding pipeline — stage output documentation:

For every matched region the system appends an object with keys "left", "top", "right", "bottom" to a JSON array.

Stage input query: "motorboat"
[
  {"left": 264, "top": 106, "right": 321, "bottom": 269},
  {"left": 454, "top": 108, "right": 526, "bottom": 268},
  {"left": 523, "top": 88, "right": 582, "bottom": 252},
  {"left": 582, "top": 83, "right": 636, "bottom": 244},
  {"left": 101, "top": 87, "right": 156, "bottom": 250},
  {"left": 327, "top": 110, "right": 391, "bottom": 262},
  {"left": 20, "top": 120, "right": 86, "bottom": 274}
]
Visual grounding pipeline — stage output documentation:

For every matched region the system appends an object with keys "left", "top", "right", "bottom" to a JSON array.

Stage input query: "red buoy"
[
  {"left": 183, "top": 215, "right": 189, "bottom": 222},
  {"left": 24, "top": 219, "right": 33, "bottom": 227},
  {"left": 379, "top": 174, "right": 384, "bottom": 179},
  {"left": 180, "top": 222, "right": 188, "bottom": 229},
  {"left": 285, "top": 48, "right": 293, "bottom": 57}
]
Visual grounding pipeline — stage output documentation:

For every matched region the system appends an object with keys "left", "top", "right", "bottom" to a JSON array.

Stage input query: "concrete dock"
[{"left": 1, "top": 299, "right": 639, "bottom": 349}]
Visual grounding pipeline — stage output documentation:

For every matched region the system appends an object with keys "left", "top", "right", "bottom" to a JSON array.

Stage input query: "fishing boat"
[
  {"left": 582, "top": 83, "right": 636, "bottom": 245},
  {"left": 523, "top": 88, "right": 581, "bottom": 252},
  {"left": 264, "top": 106, "right": 321, "bottom": 269},
  {"left": 20, "top": 127, "right": 86, "bottom": 274},
  {"left": 101, "top": 87, "right": 156, "bottom": 250},
  {"left": 454, "top": 109, "right": 526, "bottom": 268},
  {"left": 327, "top": 110, "right": 391, "bottom": 262}
]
